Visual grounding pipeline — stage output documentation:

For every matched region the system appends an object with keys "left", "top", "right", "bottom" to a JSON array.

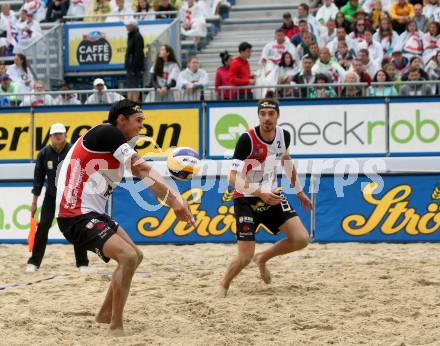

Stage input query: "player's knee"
[
  {"left": 238, "top": 254, "right": 252, "bottom": 268},
  {"left": 120, "top": 249, "right": 138, "bottom": 269},
  {"left": 295, "top": 233, "right": 309, "bottom": 251}
]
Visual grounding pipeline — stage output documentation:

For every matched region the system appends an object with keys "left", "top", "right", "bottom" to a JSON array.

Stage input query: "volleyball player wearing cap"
[
  {"left": 219, "top": 98, "right": 313, "bottom": 297},
  {"left": 26, "top": 123, "right": 89, "bottom": 273},
  {"left": 56, "top": 99, "right": 195, "bottom": 335}
]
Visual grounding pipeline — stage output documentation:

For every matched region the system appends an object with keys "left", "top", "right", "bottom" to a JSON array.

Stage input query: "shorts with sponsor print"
[
  {"left": 234, "top": 191, "right": 297, "bottom": 241},
  {"left": 57, "top": 212, "right": 118, "bottom": 263}
]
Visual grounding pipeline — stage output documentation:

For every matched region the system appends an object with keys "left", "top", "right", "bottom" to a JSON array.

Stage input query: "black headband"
[{"left": 258, "top": 99, "right": 279, "bottom": 113}]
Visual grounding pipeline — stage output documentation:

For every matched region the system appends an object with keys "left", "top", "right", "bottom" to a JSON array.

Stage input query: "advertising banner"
[
  {"left": 0, "top": 110, "right": 32, "bottom": 161},
  {"left": 314, "top": 174, "right": 440, "bottom": 242},
  {"left": 64, "top": 20, "right": 173, "bottom": 71},
  {"left": 112, "top": 176, "right": 311, "bottom": 244},
  {"left": 207, "top": 100, "right": 386, "bottom": 158},
  {"left": 0, "top": 183, "right": 64, "bottom": 242},
  {"left": 33, "top": 105, "right": 201, "bottom": 158},
  {"left": 389, "top": 99, "right": 440, "bottom": 155}
]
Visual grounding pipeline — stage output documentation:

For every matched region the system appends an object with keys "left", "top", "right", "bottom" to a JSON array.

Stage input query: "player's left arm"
[{"left": 281, "top": 151, "right": 313, "bottom": 211}]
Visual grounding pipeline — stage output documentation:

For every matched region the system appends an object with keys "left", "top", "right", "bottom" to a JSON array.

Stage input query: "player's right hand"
[
  {"left": 258, "top": 190, "right": 283, "bottom": 206},
  {"left": 172, "top": 200, "right": 196, "bottom": 227}
]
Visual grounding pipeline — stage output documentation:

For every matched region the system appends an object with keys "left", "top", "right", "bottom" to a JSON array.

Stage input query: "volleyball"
[{"left": 167, "top": 147, "right": 200, "bottom": 181}]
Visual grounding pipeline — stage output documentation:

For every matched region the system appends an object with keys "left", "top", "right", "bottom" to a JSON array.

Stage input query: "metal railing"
[
  {"left": 63, "top": 11, "right": 179, "bottom": 22},
  {"left": 0, "top": 80, "right": 439, "bottom": 107},
  {"left": 22, "top": 23, "right": 64, "bottom": 87}
]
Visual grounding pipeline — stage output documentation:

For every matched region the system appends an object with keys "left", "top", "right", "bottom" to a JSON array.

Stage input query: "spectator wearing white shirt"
[
  {"left": 358, "top": 48, "right": 380, "bottom": 76},
  {"left": 20, "top": 80, "right": 54, "bottom": 107},
  {"left": 373, "top": 17, "right": 399, "bottom": 56},
  {"left": 422, "top": 21, "right": 440, "bottom": 65},
  {"left": 359, "top": 28, "right": 384, "bottom": 65},
  {"left": 297, "top": 3, "right": 322, "bottom": 38},
  {"left": 316, "top": 0, "right": 339, "bottom": 25},
  {"left": 0, "top": 4, "right": 16, "bottom": 36},
  {"left": 106, "top": 0, "right": 133, "bottom": 22},
  {"left": 20, "top": 0, "right": 46, "bottom": 23},
  {"left": 327, "top": 27, "right": 359, "bottom": 55},
  {"left": 321, "top": 19, "right": 337, "bottom": 46},
  {"left": 394, "top": 20, "right": 423, "bottom": 60},
  {"left": 14, "top": 11, "right": 42, "bottom": 53},
  {"left": 6, "top": 53, "right": 35, "bottom": 93},
  {"left": 312, "top": 47, "right": 346, "bottom": 82},
  {"left": 66, "top": 0, "right": 86, "bottom": 18},
  {"left": 260, "top": 29, "right": 298, "bottom": 76},
  {"left": 177, "top": 55, "right": 209, "bottom": 100},
  {"left": 348, "top": 18, "right": 367, "bottom": 44},
  {"left": 85, "top": 78, "right": 125, "bottom": 104},
  {"left": 52, "top": 84, "right": 82, "bottom": 105},
  {"left": 180, "top": 0, "right": 207, "bottom": 50}
]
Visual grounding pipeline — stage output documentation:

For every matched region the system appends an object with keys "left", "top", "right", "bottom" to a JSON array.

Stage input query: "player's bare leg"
[
  {"left": 96, "top": 227, "right": 143, "bottom": 325},
  {"left": 219, "top": 241, "right": 255, "bottom": 297},
  {"left": 95, "top": 234, "right": 140, "bottom": 335},
  {"left": 253, "top": 217, "right": 309, "bottom": 284}
]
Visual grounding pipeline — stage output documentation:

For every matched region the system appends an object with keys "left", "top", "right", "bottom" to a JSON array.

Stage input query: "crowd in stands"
[
  {"left": 212, "top": 0, "right": 440, "bottom": 98},
  {"left": 0, "top": 0, "right": 439, "bottom": 103}
]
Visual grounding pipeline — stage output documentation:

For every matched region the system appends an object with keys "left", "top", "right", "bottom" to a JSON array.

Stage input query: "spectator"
[
  {"left": 52, "top": 84, "right": 81, "bottom": 105},
  {"left": 273, "top": 51, "right": 298, "bottom": 97},
  {"left": 426, "top": 50, "right": 440, "bottom": 81},
  {"left": 20, "top": 0, "right": 46, "bottom": 23},
  {"left": 279, "top": 12, "right": 299, "bottom": 39},
  {"left": 20, "top": 80, "right": 54, "bottom": 106},
  {"left": 177, "top": 55, "right": 209, "bottom": 101},
  {"left": 291, "top": 19, "right": 316, "bottom": 47},
  {"left": 85, "top": 0, "right": 112, "bottom": 22},
  {"left": 335, "top": 11, "right": 352, "bottom": 33},
  {"left": 297, "top": 3, "right": 321, "bottom": 37},
  {"left": 327, "top": 27, "right": 359, "bottom": 55},
  {"left": 390, "top": 0, "right": 415, "bottom": 34},
  {"left": 349, "top": 18, "right": 367, "bottom": 44},
  {"left": 66, "top": 0, "right": 86, "bottom": 19},
  {"left": 260, "top": 29, "right": 298, "bottom": 77},
  {"left": 44, "top": 0, "right": 69, "bottom": 22},
  {"left": 156, "top": 0, "right": 177, "bottom": 19},
  {"left": 373, "top": 17, "right": 399, "bottom": 56},
  {"left": 293, "top": 55, "right": 316, "bottom": 97},
  {"left": 384, "top": 62, "right": 403, "bottom": 90},
  {"left": 368, "top": 0, "right": 383, "bottom": 28},
  {"left": 0, "top": 74, "right": 19, "bottom": 106},
  {"left": 124, "top": 18, "right": 144, "bottom": 102},
  {"left": 321, "top": 19, "right": 337, "bottom": 46},
  {"left": 135, "top": 0, "right": 155, "bottom": 20},
  {"left": 401, "top": 56, "right": 429, "bottom": 80},
  {"left": 353, "top": 9, "right": 372, "bottom": 28},
  {"left": 180, "top": 0, "right": 207, "bottom": 50},
  {"left": 148, "top": 44, "right": 180, "bottom": 102},
  {"left": 351, "top": 58, "right": 373, "bottom": 83},
  {"left": 341, "top": 71, "right": 363, "bottom": 96},
  {"left": 391, "top": 49, "right": 409, "bottom": 75},
  {"left": 335, "top": 40, "right": 355, "bottom": 69},
  {"left": 358, "top": 48, "right": 380, "bottom": 76},
  {"left": 0, "top": 4, "right": 16, "bottom": 37},
  {"left": 400, "top": 67, "right": 433, "bottom": 95},
  {"left": 394, "top": 20, "right": 423, "bottom": 59},
  {"left": 423, "top": 0, "right": 440, "bottom": 22},
  {"left": 308, "top": 73, "right": 337, "bottom": 97},
  {"left": 316, "top": 0, "right": 339, "bottom": 25},
  {"left": 312, "top": 47, "right": 346, "bottom": 82},
  {"left": 295, "top": 30, "right": 317, "bottom": 60},
  {"left": 359, "top": 28, "right": 384, "bottom": 65},
  {"left": 341, "top": 0, "right": 362, "bottom": 23},
  {"left": 369, "top": 69, "right": 399, "bottom": 95},
  {"left": 14, "top": 12, "right": 42, "bottom": 53},
  {"left": 229, "top": 41, "right": 255, "bottom": 100},
  {"left": 307, "top": 42, "right": 321, "bottom": 63},
  {"left": 7, "top": 53, "right": 34, "bottom": 93},
  {"left": 215, "top": 50, "right": 232, "bottom": 99},
  {"left": 85, "top": 78, "right": 124, "bottom": 104},
  {"left": 106, "top": 0, "right": 133, "bottom": 22},
  {"left": 422, "top": 21, "right": 440, "bottom": 65},
  {"left": 413, "top": 4, "right": 428, "bottom": 32}
]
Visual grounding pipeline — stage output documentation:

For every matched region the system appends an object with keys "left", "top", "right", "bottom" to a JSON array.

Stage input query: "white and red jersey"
[
  {"left": 56, "top": 124, "right": 137, "bottom": 218},
  {"left": 231, "top": 126, "right": 289, "bottom": 198}
]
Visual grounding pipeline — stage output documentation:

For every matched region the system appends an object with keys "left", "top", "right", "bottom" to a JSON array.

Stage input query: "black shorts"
[
  {"left": 234, "top": 192, "right": 298, "bottom": 241},
  {"left": 126, "top": 70, "right": 143, "bottom": 88},
  {"left": 57, "top": 212, "right": 119, "bottom": 263}
]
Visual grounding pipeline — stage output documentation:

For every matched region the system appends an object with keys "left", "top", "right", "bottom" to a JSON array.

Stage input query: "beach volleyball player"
[
  {"left": 56, "top": 99, "right": 195, "bottom": 334},
  {"left": 220, "top": 98, "right": 313, "bottom": 297}
]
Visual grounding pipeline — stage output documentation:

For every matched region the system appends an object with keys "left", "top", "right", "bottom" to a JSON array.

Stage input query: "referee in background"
[{"left": 26, "top": 123, "right": 89, "bottom": 273}]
